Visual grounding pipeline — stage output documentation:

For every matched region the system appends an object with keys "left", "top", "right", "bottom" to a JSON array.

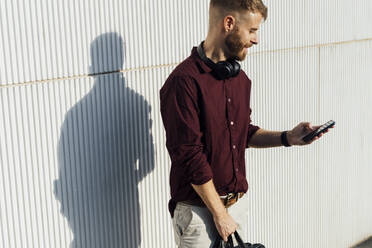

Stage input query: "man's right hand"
[
  {"left": 213, "top": 211, "right": 238, "bottom": 242},
  {"left": 191, "top": 180, "right": 238, "bottom": 242}
]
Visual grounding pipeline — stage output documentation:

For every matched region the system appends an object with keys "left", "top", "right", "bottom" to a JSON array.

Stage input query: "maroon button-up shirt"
[{"left": 160, "top": 47, "right": 260, "bottom": 217}]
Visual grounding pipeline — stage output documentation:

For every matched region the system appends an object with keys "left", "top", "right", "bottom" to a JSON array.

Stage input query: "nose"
[{"left": 251, "top": 33, "right": 259, "bottom": 45}]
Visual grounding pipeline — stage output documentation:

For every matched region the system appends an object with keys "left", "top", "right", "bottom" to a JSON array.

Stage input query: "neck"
[{"left": 203, "top": 34, "right": 228, "bottom": 63}]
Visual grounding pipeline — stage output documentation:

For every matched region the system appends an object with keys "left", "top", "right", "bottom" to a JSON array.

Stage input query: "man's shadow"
[{"left": 54, "top": 32, "right": 155, "bottom": 248}]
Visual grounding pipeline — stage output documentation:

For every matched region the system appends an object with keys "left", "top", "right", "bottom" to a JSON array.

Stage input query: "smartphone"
[{"left": 302, "top": 120, "right": 335, "bottom": 142}]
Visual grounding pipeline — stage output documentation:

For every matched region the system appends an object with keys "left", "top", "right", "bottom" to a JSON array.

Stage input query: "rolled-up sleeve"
[
  {"left": 246, "top": 108, "right": 260, "bottom": 147},
  {"left": 160, "top": 75, "right": 213, "bottom": 185}
]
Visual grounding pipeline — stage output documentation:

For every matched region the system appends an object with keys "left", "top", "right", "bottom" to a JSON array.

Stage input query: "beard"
[{"left": 224, "top": 27, "right": 248, "bottom": 61}]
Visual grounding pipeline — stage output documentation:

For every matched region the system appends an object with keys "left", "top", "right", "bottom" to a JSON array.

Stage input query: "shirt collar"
[{"left": 191, "top": 47, "right": 213, "bottom": 74}]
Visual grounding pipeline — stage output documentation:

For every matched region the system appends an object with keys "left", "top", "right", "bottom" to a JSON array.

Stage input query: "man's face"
[{"left": 224, "top": 11, "right": 263, "bottom": 61}]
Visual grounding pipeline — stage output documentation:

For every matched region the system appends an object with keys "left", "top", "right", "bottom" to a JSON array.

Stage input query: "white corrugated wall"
[{"left": 0, "top": 1, "right": 371, "bottom": 247}]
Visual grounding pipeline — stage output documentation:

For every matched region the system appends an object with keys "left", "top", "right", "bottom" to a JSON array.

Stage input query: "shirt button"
[
  {"left": 232, "top": 145, "right": 236, "bottom": 149},
  {"left": 235, "top": 168, "right": 239, "bottom": 172},
  {"left": 228, "top": 98, "right": 231, "bottom": 102},
  {"left": 230, "top": 121, "right": 234, "bottom": 126}
]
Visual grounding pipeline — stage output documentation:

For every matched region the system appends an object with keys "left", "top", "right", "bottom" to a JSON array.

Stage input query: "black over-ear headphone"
[{"left": 197, "top": 41, "right": 241, "bottom": 80}]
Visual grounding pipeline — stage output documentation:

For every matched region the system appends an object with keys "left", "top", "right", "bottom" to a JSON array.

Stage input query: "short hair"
[{"left": 210, "top": 0, "right": 268, "bottom": 21}]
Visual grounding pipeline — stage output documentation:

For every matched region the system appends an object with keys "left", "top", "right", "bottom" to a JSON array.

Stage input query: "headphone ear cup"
[
  {"left": 228, "top": 59, "right": 241, "bottom": 77},
  {"left": 215, "top": 62, "right": 233, "bottom": 80},
  {"left": 215, "top": 60, "right": 240, "bottom": 79}
]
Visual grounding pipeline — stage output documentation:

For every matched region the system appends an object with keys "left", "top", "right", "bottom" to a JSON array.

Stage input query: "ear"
[{"left": 223, "top": 15, "right": 236, "bottom": 32}]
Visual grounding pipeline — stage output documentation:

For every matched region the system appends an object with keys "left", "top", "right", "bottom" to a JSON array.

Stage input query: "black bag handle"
[
  {"left": 233, "top": 231, "right": 247, "bottom": 247},
  {"left": 212, "top": 231, "right": 249, "bottom": 248}
]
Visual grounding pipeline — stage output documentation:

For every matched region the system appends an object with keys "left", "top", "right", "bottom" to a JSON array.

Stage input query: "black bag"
[{"left": 212, "top": 231, "right": 265, "bottom": 248}]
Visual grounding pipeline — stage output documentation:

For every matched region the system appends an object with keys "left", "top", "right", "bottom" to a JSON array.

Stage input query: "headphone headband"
[{"left": 197, "top": 41, "right": 216, "bottom": 69}]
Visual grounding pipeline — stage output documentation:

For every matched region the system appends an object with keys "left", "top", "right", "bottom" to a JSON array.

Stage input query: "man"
[{"left": 160, "top": 0, "right": 332, "bottom": 247}]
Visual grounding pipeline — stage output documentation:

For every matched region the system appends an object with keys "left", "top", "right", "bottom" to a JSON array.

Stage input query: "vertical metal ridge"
[
  {"left": 0, "top": 148, "right": 4, "bottom": 248},
  {"left": 0, "top": 89, "right": 11, "bottom": 248},
  {"left": 18, "top": 86, "right": 34, "bottom": 248},
  {"left": 9, "top": 87, "right": 25, "bottom": 248}
]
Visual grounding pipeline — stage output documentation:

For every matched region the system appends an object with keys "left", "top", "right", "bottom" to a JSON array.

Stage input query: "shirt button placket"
[{"left": 226, "top": 83, "right": 238, "bottom": 174}]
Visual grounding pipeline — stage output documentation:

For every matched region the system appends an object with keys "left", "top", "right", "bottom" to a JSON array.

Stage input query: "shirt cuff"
[{"left": 190, "top": 168, "right": 213, "bottom": 185}]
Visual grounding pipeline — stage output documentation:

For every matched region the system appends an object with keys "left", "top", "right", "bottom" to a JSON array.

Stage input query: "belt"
[{"left": 181, "top": 192, "right": 245, "bottom": 208}]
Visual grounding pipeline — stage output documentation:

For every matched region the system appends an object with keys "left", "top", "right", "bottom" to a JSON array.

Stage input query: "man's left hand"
[{"left": 287, "top": 122, "right": 333, "bottom": 146}]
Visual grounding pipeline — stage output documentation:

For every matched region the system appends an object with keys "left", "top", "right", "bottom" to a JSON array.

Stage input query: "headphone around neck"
[{"left": 197, "top": 41, "right": 241, "bottom": 80}]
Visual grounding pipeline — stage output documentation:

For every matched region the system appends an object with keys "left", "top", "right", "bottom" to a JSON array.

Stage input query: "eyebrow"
[{"left": 250, "top": 28, "right": 258, "bottom": 31}]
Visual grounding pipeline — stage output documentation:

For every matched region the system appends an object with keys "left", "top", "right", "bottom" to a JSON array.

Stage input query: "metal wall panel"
[
  {"left": 0, "top": 0, "right": 209, "bottom": 85},
  {"left": 252, "top": 0, "right": 372, "bottom": 53},
  {"left": 1, "top": 0, "right": 372, "bottom": 85},
  {"left": 1, "top": 81, "right": 83, "bottom": 248},
  {"left": 0, "top": 64, "right": 176, "bottom": 247},
  {"left": 244, "top": 47, "right": 322, "bottom": 248},
  {"left": 1, "top": 1, "right": 372, "bottom": 248},
  {"left": 318, "top": 40, "right": 372, "bottom": 247}
]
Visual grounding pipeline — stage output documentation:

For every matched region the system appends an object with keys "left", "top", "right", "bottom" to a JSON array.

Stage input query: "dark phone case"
[{"left": 302, "top": 120, "right": 335, "bottom": 142}]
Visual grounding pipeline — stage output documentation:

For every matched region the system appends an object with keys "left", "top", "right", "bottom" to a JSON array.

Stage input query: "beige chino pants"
[{"left": 172, "top": 195, "right": 249, "bottom": 248}]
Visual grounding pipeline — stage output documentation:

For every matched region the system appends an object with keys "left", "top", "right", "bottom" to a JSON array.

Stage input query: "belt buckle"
[{"left": 224, "top": 193, "right": 236, "bottom": 206}]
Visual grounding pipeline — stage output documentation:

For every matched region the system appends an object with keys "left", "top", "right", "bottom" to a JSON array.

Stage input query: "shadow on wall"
[{"left": 54, "top": 32, "right": 155, "bottom": 248}]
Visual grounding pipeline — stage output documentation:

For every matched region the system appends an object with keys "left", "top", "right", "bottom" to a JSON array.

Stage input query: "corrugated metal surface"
[
  {"left": 1, "top": 0, "right": 372, "bottom": 248},
  {"left": 0, "top": 66, "right": 175, "bottom": 247},
  {"left": 0, "top": 0, "right": 209, "bottom": 85},
  {"left": 244, "top": 40, "right": 372, "bottom": 248},
  {"left": 244, "top": 47, "right": 321, "bottom": 247},
  {"left": 234, "top": 1, "right": 372, "bottom": 54},
  {"left": 2, "top": 0, "right": 372, "bottom": 85},
  {"left": 318, "top": 41, "right": 372, "bottom": 247}
]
